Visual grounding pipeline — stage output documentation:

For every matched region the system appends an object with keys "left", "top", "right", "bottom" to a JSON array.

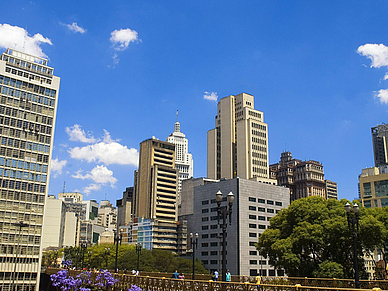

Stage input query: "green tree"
[{"left": 257, "top": 196, "right": 384, "bottom": 278}]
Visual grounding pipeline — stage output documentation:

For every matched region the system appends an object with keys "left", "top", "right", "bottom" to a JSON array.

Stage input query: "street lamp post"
[
  {"left": 345, "top": 202, "right": 360, "bottom": 289},
  {"left": 104, "top": 248, "right": 110, "bottom": 269},
  {"left": 87, "top": 251, "right": 92, "bottom": 269},
  {"left": 80, "top": 241, "right": 87, "bottom": 270},
  {"left": 135, "top": 243, "right": 142, "bottom": 272},
  {"left": 190, "top": 232, "right": 199, "bottom": 280},
  {"left": 114, "top": 229, "right": 123, "bottom": 273},
  {"left": 216, "top": 190, "right": 234, "bottom": 282},
  {"left": 10, "top": 221, "right": 29, "bottom": 291}
]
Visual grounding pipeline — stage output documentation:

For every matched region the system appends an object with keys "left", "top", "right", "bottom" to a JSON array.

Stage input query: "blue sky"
[{"left": 1, "top": 1, "right": 388, "bottom": 203}]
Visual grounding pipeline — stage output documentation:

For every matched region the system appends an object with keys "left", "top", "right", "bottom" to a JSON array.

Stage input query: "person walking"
[
  {"left": 226, "top": 270, "right": 231, "bottom": 282},
  {"left": 213, "top": 270, "right": 219, "bottom": 281},
  {"left": 256, "top": 275, "right": 262, "bottom": 290}
]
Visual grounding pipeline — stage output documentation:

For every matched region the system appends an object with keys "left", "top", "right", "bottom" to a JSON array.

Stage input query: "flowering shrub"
[{"left": 50, "top": 269, "right": 126, "bottom": 291}]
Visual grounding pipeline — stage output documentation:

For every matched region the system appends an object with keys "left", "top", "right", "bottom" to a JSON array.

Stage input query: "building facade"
[
  {"left": 207, "top": 93, "right": 269, "bottom": 181},
  {"left": 166, "top": 119, "right": 193, "bottom": 201},
  {"left": 0, "top": 48, "right": 60, "bottom": 291},
  {"left": 116, "top": 187, "right": 133, "bottom": 227},
  {"left": 372, "top": 124, "right": 388, "bottom": 167},
  {"left": 358, "top": 166, "right": 388, "bottom": 208},
  {"left": 180, "top": 177, "right": 289, "bottom": 277},
  {"left": 133, "top": 138, "right": 179, "bottom": 251},
  {"left": 270, "top": 151, "right": 331, "bottom": 201}
]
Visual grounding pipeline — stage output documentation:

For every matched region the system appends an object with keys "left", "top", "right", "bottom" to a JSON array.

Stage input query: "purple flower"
[{"left": 128, "top": 285, "right": 143, "bottom": 291}]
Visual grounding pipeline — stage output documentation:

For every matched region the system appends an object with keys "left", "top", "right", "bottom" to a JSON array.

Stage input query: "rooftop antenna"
[
  {"left": 176, "top": 110, "right": 179, "bottom": 122},
  {"left": 105, "top": 193, "right": 107, "bottom": 201},
  {"left": 62, "top": 181, "right": 66, "bottom": 194}
]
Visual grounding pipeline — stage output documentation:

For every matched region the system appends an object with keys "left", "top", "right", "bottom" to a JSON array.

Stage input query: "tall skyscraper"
[
  {"left": 207, "top": 93, "right": 269, "bottom": 180},
  {"left": 133, "top": 138, "right": 179, "bottom": 251},
  {"left": 372, "top": 124, "right": 388, "bottom": 167},
  {"left": 166, "top": 115, "right": 193, "bottom": 199},
  {"left": 0, "top": 48, "right": 60, "bottom": 291}
]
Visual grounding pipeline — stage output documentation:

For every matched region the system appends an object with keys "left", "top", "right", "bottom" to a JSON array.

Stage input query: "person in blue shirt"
[
  {"left": 213, "top": 270, "right": 219, "bottom": 281},
  {"left": 226, "top": 270, "right": 231, "bottom": 282},
  {"left": 172, "top": 270, "right": 179, "bottom": 279}
]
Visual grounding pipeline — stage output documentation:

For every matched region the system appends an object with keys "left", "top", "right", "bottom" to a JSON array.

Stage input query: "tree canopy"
[
  {"left": 257, "top": 196, "right": 385, "bottom": 278},
  {"left": 43, "top": 244, "right": 208, "bottom": 275}
]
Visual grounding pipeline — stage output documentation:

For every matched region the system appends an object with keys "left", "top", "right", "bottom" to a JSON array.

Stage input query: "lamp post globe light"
[
  {"left": 190, "top": 232, "right": 199, "bottom": 280},
  {"left": 216, "top": 190, "right": 234, "bottom": 282},
  {"left": 345, "top": 202, "right": 360, "bottom": 289},
  {"left": 135, "top": 243, "right": 142, "bottom": 273},
  {"left": 114, "top": 229, "right": 123, "bottom": 273}
]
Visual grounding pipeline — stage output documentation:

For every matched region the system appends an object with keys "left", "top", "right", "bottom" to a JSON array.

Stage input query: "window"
[
  {"left": 250, "top": 251, "right": 257, "bottom": 255},
  {"left": 258, "top": 198, "right": 265, "bottom": 203},
  {"left": 269, "top": 270, "right": 276, "bottom": 276},
  {"left": 259, "top": 260, "right": 267, "bottom": 265},
  {"left": 249, "top": 233, "right": 257, "bottom": 237},
  {"left": 210, "top": 251, "right": 217, "bottom": 255},
  {"left": 210, "top": 242, "right": 218, "bottom": 247},
  {"left": 249, "top": 224, "right": 257, "bottom": 229},
  {"left": 275, "top": 201, "right": 282, "bottom": 206},
  {"left": 267, "top": 209, "right": 274, "bottom": 213},
  {"left": 202, "top": 200, "right": 209, "bottom": 205},
  {"left": 258, "top": 207, "right": 265, "bottom": 212},
  {"left": 249, "top": 206, "right": 256, "bottom": 211},
  {"left": 202, "top": 217, "right": 209, "bottom": 222},
  {"left": 210, "top": 233, "right": 218, "bottom": 238},
  {"left": 250, "top": 260, "right": 257, "bottom": 265},
  {"left": 202, "top": 226, "right": 208, "bottom": 230},
  {"left": 267, "top": 200, "right": 274, "bottom": 205},
  {"left": 210, "top": 260, "right": 217, "bottom": 264},
  {"left": 249, "top": 242, "right": 256, "bottom": 247},
  {"left": 210, "top": 225, "right": 218, "bottom": 229},
  {"left": 202, "top": 208, "right": 209, "bottom": 213},
  {"left": 258, "top": 216, "right": 265, "bottom": 221},
  {"left": 249, "top": 197, "right": 256, "bottom": 202},
  {"left": 249, "top": 214, "right": 256, "bottom": 220},
  {"left": 202, "top": 234, "right": 208, "bottom": 239},
  {"left": 201, "top": 251, "right": 208, "bottom": 256},
  {"left": 211, "top": 207, "right": 218, "bottom": 212},
  {"left": 201, "top": 243, "right": 208, "bottom": 247},
  {"left": 258, "top": 225, "right": 266, "bottom": 229},
  {"left": 202, "top": 260, "right": 208, "bottom": 265}
]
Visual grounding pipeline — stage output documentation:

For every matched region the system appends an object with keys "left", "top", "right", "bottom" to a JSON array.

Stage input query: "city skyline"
[{"left": 1, "top": 1, "right": 388, "bottom": 203}]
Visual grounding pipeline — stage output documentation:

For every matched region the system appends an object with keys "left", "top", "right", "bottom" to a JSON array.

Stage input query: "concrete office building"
[
  {"left": 270, "top": 151, "right": 330, "bottom": 201},
  {"left": 325, "top": 180, "right": 338, "bottom": 200},
  {"left": 116, "top": 187, "right": 134, "bottom": 227},
  {"left": 372, "top": 124, "right": 388, "bottom": 167},
  {"left": 180, "top": 177, "right": 289, "bottom": 277},
  {"left": 133, "top": 138, "right": 179, "bottom": 251},
  {"left": 41, "top": 195, "right": 65, "bottom": 250},
  {"left": 207, "top": 93, "right": 269, "bottom": 181},
  {"left": 166, "top": 118, "right": 193, "bottom": 201},
  {"left": 358, "top": 166, "right": 388, "bottom": 208},
  {"left": 0, "top": 48, "right": 60, "bottom": 291},
  {"left": 97, "top": 200, "right": 117, "bottom": 231}
]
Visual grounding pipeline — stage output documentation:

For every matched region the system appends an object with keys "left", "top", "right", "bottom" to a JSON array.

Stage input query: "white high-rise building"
[
  {"left": 166, "top": 117, "right": 193, "bottom": 198},
  {"left": 207, "top": 93, "right": 269, "bottom": 181},
  {"left": 0, "top": 48, "right": 60, "bottom": 291}
]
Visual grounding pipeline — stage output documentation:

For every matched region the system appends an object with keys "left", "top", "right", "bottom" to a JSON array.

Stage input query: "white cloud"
[
  {"left": 110, "top": 28, "right": 139, "bottom": 51},
  {"left": 83, "top": 184, "right": 101, "bottom": 195},
  {"left": 69, "top": 142, "right": 138, "bottom": 166},
  {"left": 50, "top": 158, "right": 68, "bottom": 176},
  {"left": 109, "top": 28, "right": 140, "bottom": 66},
  {"left": 384, "top": 73, "right": 388, "bottom": 81},
  {"left": 67, "top": 128, "right": 138, "bottom": 166},
  {"left": 0, "top": 24, "right": 52, "bottom": 58},
  {"left": 203, "top": 91, "right": 218, "bottom": 102},
  {"left": 357, "top": 43, "right": 388, "bottom": 68},
  {"left": 376, "top": 89, "right": 388, "bottom": 104},
  {"left": 72, "top": 165, "right": 117, "bottom": 186},
  {"left": 65, "top": 124, "right": 97, "bottom": 143},
  {"left": 62, "top": 22, "right": 86, "bottom": 34}
]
